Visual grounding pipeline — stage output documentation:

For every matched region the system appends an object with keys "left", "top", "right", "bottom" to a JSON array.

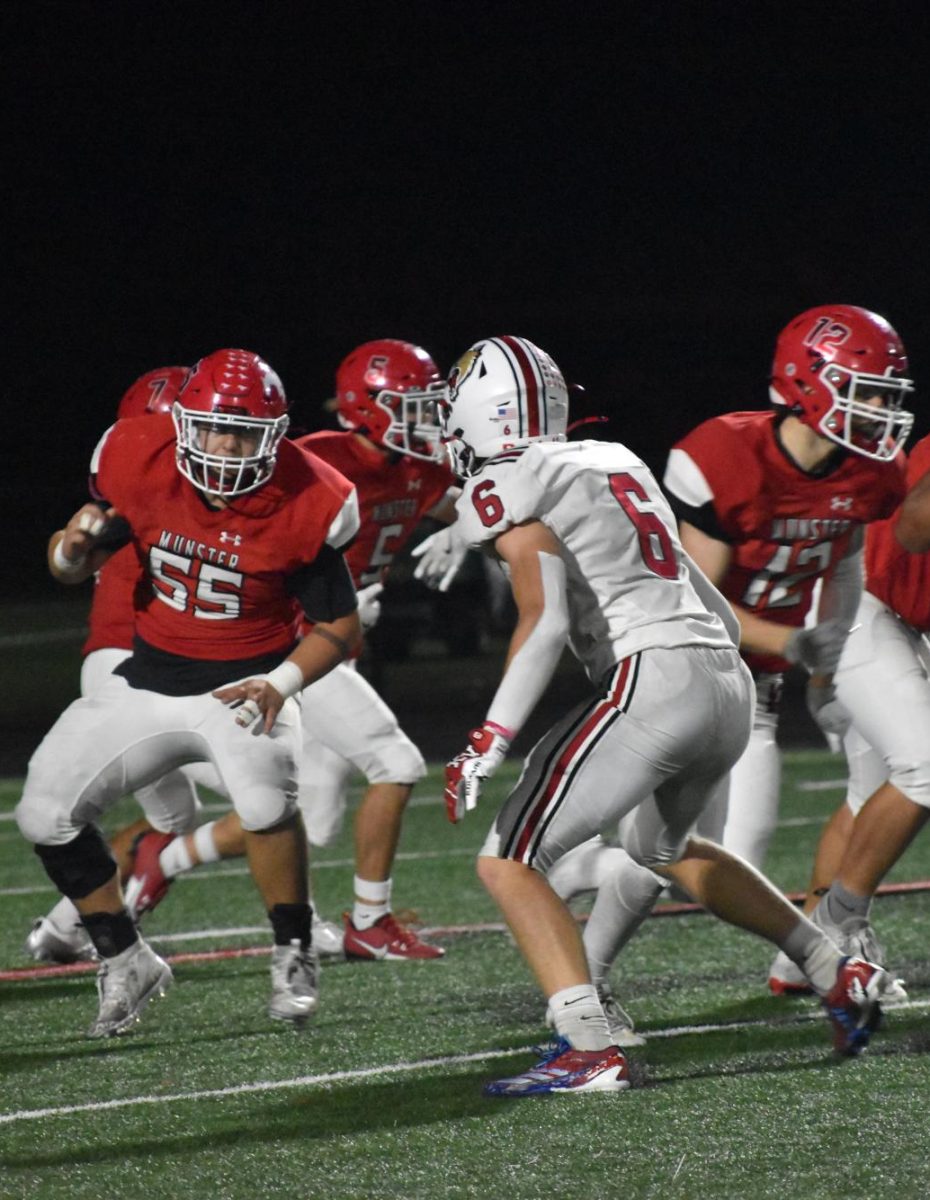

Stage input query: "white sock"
[
  {"left": 782, "top": 916, "right": 842, "bottom": 996},
  {"left": 46, "top": 895, "right": 82, "bottom": 932},
  {"left": 192, "top": 822, "right": 221, "bottom": 865},
  {"left": 158, "top": 837, "right": 194, "bottom": 879},
  {"left": 549, "top": 983, "right": 612, "bottom": 1051},
  {"left": 352, "top": 876, "right": 391, "bottom": 929},
  {"left": 584, "top": 852, "right": 666, "bottom": 983}
]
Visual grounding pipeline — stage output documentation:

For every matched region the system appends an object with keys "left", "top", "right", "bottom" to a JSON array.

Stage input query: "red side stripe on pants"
[{"left": 512, "top": 656, "right": 635, "bottom": 862}]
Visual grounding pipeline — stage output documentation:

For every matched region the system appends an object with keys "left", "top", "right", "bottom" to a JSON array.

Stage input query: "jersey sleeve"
[
  {"left": 455, "top": 454, "right": 547, "bottom": 547},
  {"left": 663, "top": 420, "right": 761, "bottom": 543}
]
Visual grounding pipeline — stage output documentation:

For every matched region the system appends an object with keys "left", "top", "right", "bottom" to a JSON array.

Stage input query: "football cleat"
[
  {"left": 343, "top": 912, "right": 445, "bottom": 961},
  {"left": 812, "top": 910, "right": 908, "bottom": 1006},
  {"left": 484, "top": 1037, "right": 630, "bottom": 1097},
  {"left": 767, "top": 949, "right": 815, "bottom": 997},
  {"left": 313, "top": 917, "right": 346, "bottom": 960},
  {"left": 25, "top": 915, "right": 94, "bottom": 965},
  {"left": 268, "top": 940, "right": 319, "bottom": 1025},
  {"left": 823, "top": 956, "right": 885, "bottom": 1057},
  {"left": 545, "top": 982, "right": 646, "bottom": 1048},
  {"left": 123, "top": 830, "right": 177, "bottom": 920},
  {"left": 832, "top": 917, "right": 908, "bottom": 1005},
  {"left": 86, "top": 940, "right": 173, "bottom": 1039}
]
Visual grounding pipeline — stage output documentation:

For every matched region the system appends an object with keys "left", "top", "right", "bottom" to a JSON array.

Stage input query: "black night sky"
[{"left": 6, "top": 2, "right": 930, "bottom": 599}]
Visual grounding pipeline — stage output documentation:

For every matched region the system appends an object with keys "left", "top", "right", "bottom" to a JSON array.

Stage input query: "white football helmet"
[{"left": 440, "top": 336, "right": 569, "bottom": 477}]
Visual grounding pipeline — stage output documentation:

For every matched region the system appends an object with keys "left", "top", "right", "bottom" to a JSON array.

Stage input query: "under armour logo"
[
  {"left": 830, "top": 496, "right": 853, "bottom": 512},
  {"left": 219, "top": 532, "right": 242, "bottom": 545}
]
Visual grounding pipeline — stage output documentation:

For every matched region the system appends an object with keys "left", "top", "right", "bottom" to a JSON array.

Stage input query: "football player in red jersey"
[
  {"left": 122, "top": 339, "right": 455, "bottom": 960},
  {"left": 768, "top": 431, "right": 930, "bottom": 995},
  {"left": 24, "top": 365, "right": 214, "bottom": 964},
  {"left": 16, "top": 349, "right": 362, "bottom": 1036},
  {"left": 545, "top": 305, "right": 913, "bottom": 1035}
]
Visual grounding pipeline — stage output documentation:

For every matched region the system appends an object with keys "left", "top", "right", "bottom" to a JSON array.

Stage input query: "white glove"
[
  {"left": 411, "top": 525, "right": 470, "bottom": 592},
  {"left": 806, "top": 681, "right": 852, "bottom": 739},
  {"left": 443, "top": 724, "right": 511, "bottom": 822},
  {"left": 783, "top": 618, "right": 849, "bottom": 673},
  {"left": 356, "top": 582, "right": 384, "bottom": 631}
]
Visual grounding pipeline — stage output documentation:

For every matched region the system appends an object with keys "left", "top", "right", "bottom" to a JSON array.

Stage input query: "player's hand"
[
  {"left": 806, "top": 681, "right": 852, "bottom": 739},
  {"left": 213, "top": 677, "right": 286, "bottom": 735},
  {"left": 356, "top": 582, "right": 384, "bottom": 631},
  {"left": 60, "top": 504, "right": 118, "bottom": 563},
  {"left": 444, "top": 724, "right": 511, "bottom": 823},
  {"left": 411, "top": 525, "right": 470, "bottom": 592},
  {"left": 783, "top": 618, "right": 849, "bottom": 674}
]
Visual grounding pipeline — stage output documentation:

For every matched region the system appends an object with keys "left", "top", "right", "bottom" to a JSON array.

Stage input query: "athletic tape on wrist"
[
  {"left": 52, "top": 539, "right": 87, "bottom": 575},
  {"left": 263, "top": 660, "right": 305, "bottom": 699}
]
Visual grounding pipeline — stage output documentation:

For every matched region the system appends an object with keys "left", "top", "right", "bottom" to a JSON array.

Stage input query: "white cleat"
[
  {"left": 25, "top": 916, "right": 95, "bottom": 965},
  {"left": 86, "top": 940, "right": 173, "bottom": 1039},
  {"left": 269, "top": 940, "right": 319, "bottom": 1025},
  {"left": 313, "top": 918, "right": 345, "bottom": 960}
]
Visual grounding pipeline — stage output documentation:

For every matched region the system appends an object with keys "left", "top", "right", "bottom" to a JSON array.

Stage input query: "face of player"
[{"left": 196, "top": 424, "right": 263, "bottom": 458}]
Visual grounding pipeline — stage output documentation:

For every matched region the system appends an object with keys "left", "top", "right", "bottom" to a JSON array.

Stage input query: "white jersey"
[{"left": 455, "top": 440, "right": 734, "bottom": 685}]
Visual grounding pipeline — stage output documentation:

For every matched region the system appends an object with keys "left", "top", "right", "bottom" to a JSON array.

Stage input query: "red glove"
[{"left": 444, "top": 723, "right": 512, "bottom": 823}]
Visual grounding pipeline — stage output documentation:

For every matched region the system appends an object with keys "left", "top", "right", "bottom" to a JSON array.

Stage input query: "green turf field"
[{"left": 2, "top": 754, "right": 929, "bottom": 1199}]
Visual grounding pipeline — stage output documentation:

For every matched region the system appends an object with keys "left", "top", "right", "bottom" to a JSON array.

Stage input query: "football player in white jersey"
[{"left": 438, "top": 335, "right": 886, "bottom": 1095}]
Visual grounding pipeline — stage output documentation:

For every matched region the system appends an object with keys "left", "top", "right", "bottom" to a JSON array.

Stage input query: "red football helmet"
[
  {"left": 117, "top": 366, "right": 189, "bottom": 420},
  {"left": 172, "top": 348, "right": 289, "bottom": 496},
  {"left": 769, "top": 305, "right": 914, "bottom": 460},
  {"left": 335, "top": 339, "right": 445, "bottom": 462}
]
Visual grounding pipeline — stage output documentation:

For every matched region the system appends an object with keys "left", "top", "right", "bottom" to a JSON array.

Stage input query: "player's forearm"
[
  {"left": 288, "top": 612, "right": 362, "bottom": 688},
  {"left": 47, "top": 530, "right": 110, "bottom": 585},
  {"left": 730, "top": 603, "right": 795, "bottom": 657},
  {"left": 486, "top": 553, "right": 569, "bottom": 737}
]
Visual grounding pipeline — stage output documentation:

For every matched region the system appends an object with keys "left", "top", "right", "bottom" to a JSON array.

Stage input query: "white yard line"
[
  {"left": 3, "top": 999, "right": 928, "bottom": 1127},
  {"left": 0, "top": 846, "right": 477, "bottom": 896}
]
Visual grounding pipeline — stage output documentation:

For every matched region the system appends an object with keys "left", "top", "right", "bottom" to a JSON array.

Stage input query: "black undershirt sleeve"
[
  {"left": 286, "top": 544, "right": 358, "bottom": 624},
  {"left": 665, "top": 490, "right": 732, "bottom": 544}
]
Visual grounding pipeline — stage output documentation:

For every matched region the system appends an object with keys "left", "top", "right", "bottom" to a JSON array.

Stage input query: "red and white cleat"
[
  {"left": 823, "top": 956, "right": 885, "bottom": 1057},
  {"left": 484, "top": 1038, "right": 630, "bottom": 1097},
  {"left": 123, "top": 831, "right": 177, "bottom": 919},
  {"left": 343, "top": 912, "right": 444, "bottom": 960}
]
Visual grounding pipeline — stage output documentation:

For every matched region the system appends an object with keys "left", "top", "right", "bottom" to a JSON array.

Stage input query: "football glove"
[
  {"left": 411, "top": 525, "right": 470, "bottom": 592},
  {"left": 783, "top": 618, "right": 849, "bottom": 674},
  {"left": 806, "top": 681, "right": 852, "bottom": 738},
  {"left": 356, "top": 582, "right": 384, "bottom": 631},
  {"left": 444, "top": 724, "right": 511, "bottom": 823}
]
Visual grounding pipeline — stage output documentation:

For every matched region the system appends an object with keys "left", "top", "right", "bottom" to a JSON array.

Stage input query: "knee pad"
[
  {"left": 34, "top": 826, "right": 116, "bottom": 900},
  {"left": 362, "top": 738, "right": 426, "bottom": 786}
]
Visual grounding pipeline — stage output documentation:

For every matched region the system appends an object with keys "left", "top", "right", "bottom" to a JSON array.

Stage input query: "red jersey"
[
  {"left": 664, "top": 410, "right": 906, "bottom": 674},
  {"left": 297, "top": 431, "right": 454, "bottom": 587},
  {"left": 866, "top": 434, "right": 930, "bottom": 630},
  {"left": 82, "top": 543, "right": 145, "bottom": 655},
  {"left": 93, "top": 415, "right": 358, "bottom": 662}
]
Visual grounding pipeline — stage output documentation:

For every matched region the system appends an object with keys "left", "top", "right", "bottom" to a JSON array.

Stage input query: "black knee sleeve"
[{"left": 35, "top": 826, "right": 116, "bottom": 900}]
